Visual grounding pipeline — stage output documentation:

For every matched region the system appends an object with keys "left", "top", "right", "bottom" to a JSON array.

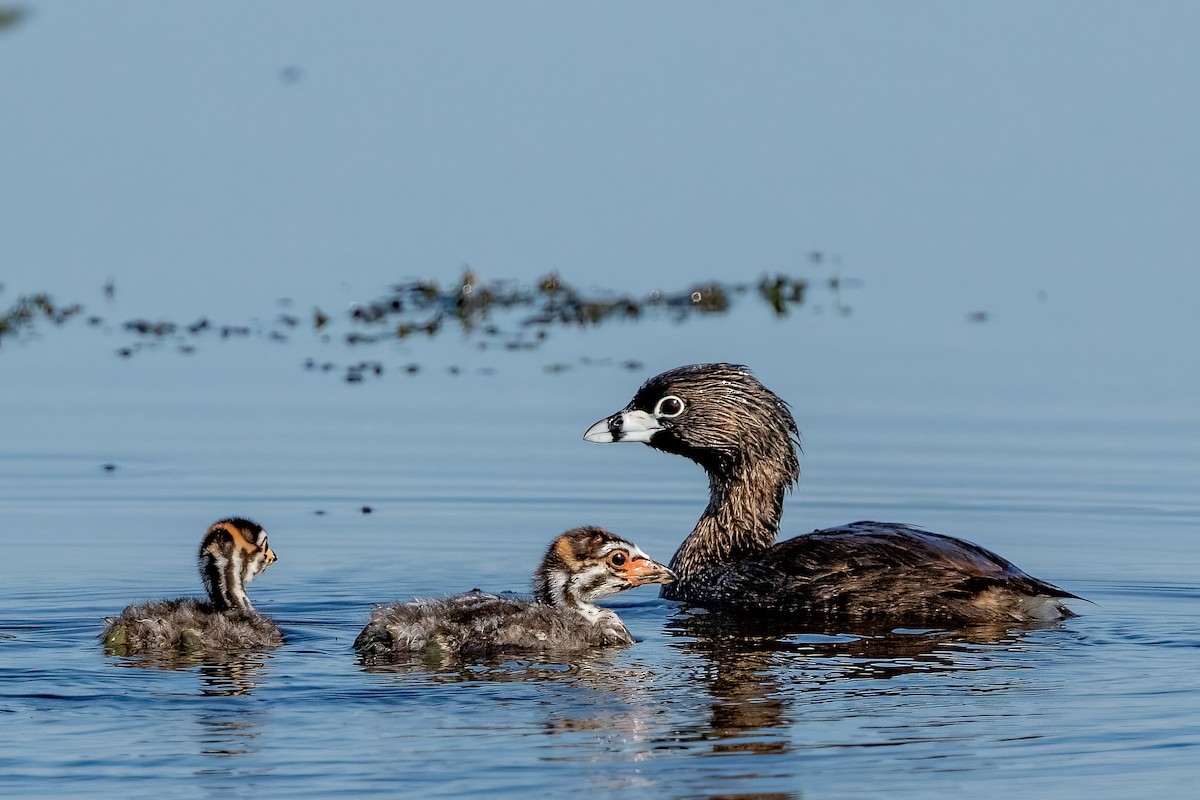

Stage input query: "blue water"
[
  {"left": 4, "top": 3, "right": 1200, "bottom": 796},
  {"left": 2, "top": 289, "right": 1198, "bottom": 798}
]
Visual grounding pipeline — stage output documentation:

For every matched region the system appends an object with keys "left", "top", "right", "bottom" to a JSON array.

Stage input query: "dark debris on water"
[
  {"left": 0, "top": 294, "right": 83, "bottom": 346},
  {"left": 1, "top": 266, "right": 856, "bottom": 382}
]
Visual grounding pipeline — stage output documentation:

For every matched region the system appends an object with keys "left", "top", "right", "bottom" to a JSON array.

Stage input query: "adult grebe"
[
  {"left": 354, "top": 526, "right": 674, "bottom": 660},
  {"left": 584, "top": 363, "right": 1077, "bottom": 625},
  {"left": 102, "top": 518, "right": 283, "bottom": 655}
]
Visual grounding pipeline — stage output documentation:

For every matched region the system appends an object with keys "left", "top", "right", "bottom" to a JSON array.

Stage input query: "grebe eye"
[
  {"left": 655, "top": 395, "right": 684, "bottom": 418},
  {"left": 608, "top": 551, "right": 627, "bottom": 567}
]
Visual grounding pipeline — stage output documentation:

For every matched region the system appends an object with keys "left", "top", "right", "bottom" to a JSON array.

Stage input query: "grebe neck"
[
  {"left": 533, "top": 570, "right": 603, "bottom": 623},
  {"left": 669, "top": 460, "right": 787, "bottom": 578}
]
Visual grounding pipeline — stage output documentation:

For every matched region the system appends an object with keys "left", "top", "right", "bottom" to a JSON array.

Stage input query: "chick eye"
[
  {"left": 655, "top": 395, "right": 684, "bottom": 418},
  {"left": 607, "top": 551, "right": 627, "bottom": 567}
]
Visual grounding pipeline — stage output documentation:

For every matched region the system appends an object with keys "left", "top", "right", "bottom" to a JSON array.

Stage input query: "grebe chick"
[
  {"left": 102, "top": 518, "right": 283, "bottom": 656},
  {"left": 584, "top": 363, "right": 1079, "bottom": 625},
  {"left": 354, "top": 526, "right": 675, "bottom": 660}
]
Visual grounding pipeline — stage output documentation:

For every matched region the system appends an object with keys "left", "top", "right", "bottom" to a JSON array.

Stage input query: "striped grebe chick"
[
  {"left": 354, "top": 526, "right": 674, "bottom": 661},
  {"left": 102, "top": 518, "right": 283, "bottom": 656},
  {"left": 584, "top": 363, "right": 1079, "bottom": 625}
]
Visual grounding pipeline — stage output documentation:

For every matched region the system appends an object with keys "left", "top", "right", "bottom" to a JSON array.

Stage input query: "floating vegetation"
[
  {"left": 0, "top": 293, "right": 83, "bottom": 347},
  {"left": 338, "top": 269, "right": 818, "bottom": 352},
  {"left": 759, "top": 275, "right": 808, "bottom": 316},
  {"left": 0, "top": 264, "right": 857, "bottom": 381},
  {"left": 0, "top": 6, "right": 27, "bottom": 32}
]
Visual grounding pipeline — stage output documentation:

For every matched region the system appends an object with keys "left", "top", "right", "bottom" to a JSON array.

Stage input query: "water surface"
[
  {"left": 4, "top": 3, "right": 1200, "bottom": 796},
  {"left": 2, "top": 292, "right": 1197, "bottom": 799}
]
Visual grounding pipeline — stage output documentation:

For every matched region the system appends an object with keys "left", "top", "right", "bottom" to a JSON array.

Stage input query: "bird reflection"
[
  {"left": 105, "top": 650, "right": 272, "bottom": 696},
  {"left": 189, "top": 702, "right": 271, "bottom": 789},
  {"left": 358, "top": 604, "right": 1068, "bottom": 789},
  {"left": 360, "top": 642, "right": 673, "bottom": 755},
  {"left": 194, "top": 716, "right": 261, "bottom": 759},
  {"left": 357, "top": 645, "right": 628, "bottom": 683},
  {"left": 662, "top": 609, "right": 1062, "bottom": 751},
  {"left": 103, "top": 651, "right": 271, "bottom": 782},
  {"left": 196, "top": 653, "right": 272, "bottom": 697}
]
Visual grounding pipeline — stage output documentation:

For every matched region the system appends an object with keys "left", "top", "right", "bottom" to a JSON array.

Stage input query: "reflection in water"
[
  {"left": 194, "top": 715, "right": 261, "bottom": 759},
  {"left": 660, "top": 610, "right": 1063, "bottom": 755},
  {"left": 357, "top": 645, "right": 628, "bottom": 684},
  {"left": 191, "top": 706, "right": 271, "bottom": 789},
  {"left": 360, "top": 645, "right": 675, "bottom": 767},
  {"left": 195, "top": 654, "right": 272, "bottom": 697},
  {"left": 190, "top": 658, "right": 272, "bottom": 787},
  {"left": 354, "top": 608, "right": 1065, "bottom": 779},
  {"left": 666, "top": 614, "right": 791, "bottom": 756},
  {"left": 106, "top": 650, "right": 273, "bottom": 697},
  {"left": 103, "top": 651, "right": 272, "bottom": 783}
]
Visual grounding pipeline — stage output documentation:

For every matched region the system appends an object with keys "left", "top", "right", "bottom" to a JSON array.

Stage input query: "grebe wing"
[
  {"left": 799, "top": 521, "right": 1076, "bottom": 596},
  {"left": 694, "top": 521, "right": 1078, "bottom": 620}
]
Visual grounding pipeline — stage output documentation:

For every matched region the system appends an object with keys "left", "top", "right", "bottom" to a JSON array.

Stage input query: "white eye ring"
[{"left": 655, "top": 395, "right": 685, "bottom": 418}]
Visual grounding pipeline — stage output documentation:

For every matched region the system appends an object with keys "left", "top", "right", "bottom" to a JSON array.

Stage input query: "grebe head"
[
  {"left": 532, "top": 527, "right": 674, "bottom": 619},
  {"left": 583, "top": 363, "right": 800, "bottom": 483},
  {"left": 198, "top": 518, "right": 277, "bottom": 612}
]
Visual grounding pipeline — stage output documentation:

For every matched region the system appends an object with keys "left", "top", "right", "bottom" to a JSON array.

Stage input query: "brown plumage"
[
  {"left": 584, "top": 363, "right": 1079, "bottom": 625},
  {"left": 101, "top": 518, "right": 283, "bottom": 656},
  {"left": 354, "top": 526, "right": 674, "bottom": 661}
]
